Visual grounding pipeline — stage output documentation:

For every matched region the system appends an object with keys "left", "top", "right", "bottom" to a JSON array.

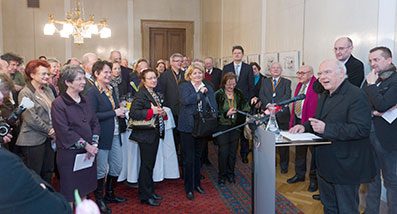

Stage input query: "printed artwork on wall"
[
  {"left": 263, "top": 53, "right": 279, "bottom": 75},
  {"left": 247, "top": 54, "right": 260, "bottom": 64},
  {"left": 279, "top": 51, "right": 300, "bottom": 77}
]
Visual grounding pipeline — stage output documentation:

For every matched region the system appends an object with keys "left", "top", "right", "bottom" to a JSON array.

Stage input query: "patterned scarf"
[
  {"left": 110, "top": 76, "right": 122, "bottom": 103},
  {"left": 150, "top": 91, "right": 165, "bottom": 138}
]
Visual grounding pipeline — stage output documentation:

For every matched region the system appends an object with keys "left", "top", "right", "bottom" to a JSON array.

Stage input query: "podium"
[{"left": 253, "top": 127, "right": 331, "bottom": 214}]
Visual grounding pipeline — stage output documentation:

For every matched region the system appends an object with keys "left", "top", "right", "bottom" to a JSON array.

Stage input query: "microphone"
[{"left": 275, "top": 94, "right": 306, "bottom": 106}]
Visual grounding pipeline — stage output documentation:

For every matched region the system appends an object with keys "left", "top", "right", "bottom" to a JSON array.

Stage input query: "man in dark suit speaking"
[
  {"left": 222, "top": 46, "right": 254, "bottom": 163},
  {"left": 290, "top": 59, "right": 376, "bottom": 214}
]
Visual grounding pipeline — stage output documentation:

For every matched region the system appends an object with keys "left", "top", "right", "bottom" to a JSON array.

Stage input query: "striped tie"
[{"left": 294, "top": 84, "right": 307, "bottom": 117}]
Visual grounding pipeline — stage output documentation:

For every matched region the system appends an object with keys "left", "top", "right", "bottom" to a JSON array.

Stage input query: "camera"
[{"left": 0, "top": 97, "right": 34, "bottom": 138}]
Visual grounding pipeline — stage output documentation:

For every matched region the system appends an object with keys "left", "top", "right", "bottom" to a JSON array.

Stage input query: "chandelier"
[{"left": 43, "top": 0, "right": 111, "bottom": 44}]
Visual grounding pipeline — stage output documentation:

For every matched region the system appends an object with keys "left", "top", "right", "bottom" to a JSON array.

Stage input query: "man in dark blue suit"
[{"left": 222, "top": 46, "right": 254, "bottom": 164}]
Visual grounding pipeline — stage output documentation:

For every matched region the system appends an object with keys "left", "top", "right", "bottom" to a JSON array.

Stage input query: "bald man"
[
  {"left": 290, "top": 59, "right": 375, "bottom": 213},
  {"left": 81, "top": 53, "right": 98, "bottom": 94},
  {"left": 286, "top": 65, "right": 318, "bottom": 192}
]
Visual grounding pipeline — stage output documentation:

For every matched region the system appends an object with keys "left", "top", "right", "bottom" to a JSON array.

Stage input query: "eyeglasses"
[{"left": 296, "top": 71, "right": 310, "bottom": 76}]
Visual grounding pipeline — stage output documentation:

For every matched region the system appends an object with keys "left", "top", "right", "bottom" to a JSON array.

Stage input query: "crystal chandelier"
[{"left": 43, "top": 0, "right": 111, "bottom": 44}]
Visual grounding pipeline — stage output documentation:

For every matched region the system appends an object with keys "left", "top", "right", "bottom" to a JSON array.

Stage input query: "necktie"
[
  {"left": 294, "top": 84, "right": 307, "bottom": 117},
  {"left": 235, "top": 64, "right": 240, "bottom": 81}
]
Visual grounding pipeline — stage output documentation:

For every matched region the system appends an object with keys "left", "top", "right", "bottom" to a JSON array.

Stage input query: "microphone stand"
[{"left": 212, "top": 111, "right": 269, "bottom": 214}]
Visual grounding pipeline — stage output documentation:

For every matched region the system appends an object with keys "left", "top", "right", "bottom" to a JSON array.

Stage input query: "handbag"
[
  {"left": 192, "top": 93, "right": 218, "bottom": 138},
  {"left": 128, "top": 116, "right": 156, "bottom": 130}
]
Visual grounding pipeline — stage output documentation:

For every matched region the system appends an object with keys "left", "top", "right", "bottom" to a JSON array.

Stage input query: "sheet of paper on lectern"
[{"left": 280, "top": 131, "right": 322, "bottom": 141}]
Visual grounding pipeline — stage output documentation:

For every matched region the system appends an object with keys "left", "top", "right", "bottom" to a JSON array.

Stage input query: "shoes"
[
  {"left": 104, "top": 175, "right": 127, "bottom": 204},
  {"left": 308, "top": 181, "right": 318, "bottom": 192},
  {"left": 186, "top": 191, "right": 194, "bottom": 200},
  {"left": 141, "top": 198, "right": 160, "bottom": 206},
  {"left": 94, "top": 178, "right": 111, "bottom": 214},
  {"left": 152, "top": 193, "right": 163, "bottom": 200},
  {"left": 195, "top": 186, "right": 206, "bottom": 194},
  {"left": 280, "top": 168, "right": 288, "bottom": 174},
  {"left": 312, "top": 194, "right": 320, "bottom": 200},
  {"left": 286, "top": 175, "right": 305, "bottom": 184},
  {"left": 227, "top": 177, "right": 236, "bottom": 184},
  {"left": 218, "top": 179, "right": 225, "bottom": 187},
  {"left": 242, "top": 157, "right": 248, "bottom": 164},
  {"left": 200, "top": 174, "right": 205, "bottom": 180}
]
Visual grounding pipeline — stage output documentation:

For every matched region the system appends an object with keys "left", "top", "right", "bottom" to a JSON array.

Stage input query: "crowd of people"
[{"left": 0, "top": 36, "right": 396, "bottom": 214}]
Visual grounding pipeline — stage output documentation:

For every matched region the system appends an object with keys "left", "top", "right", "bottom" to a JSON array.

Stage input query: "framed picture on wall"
[
  {"left": 247, "top": 54, "right": 260, "bottom": 64},
  {"left": 263, "top": 52, "right": 279, "bottom": 76},
  {"left": 279, "top": 51, "right": 300, "bottom": 77}
]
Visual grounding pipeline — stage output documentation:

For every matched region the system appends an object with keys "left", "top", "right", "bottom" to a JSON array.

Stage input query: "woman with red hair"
[{"left": 16, "top": 59, "right": 56, "bottom": 185}]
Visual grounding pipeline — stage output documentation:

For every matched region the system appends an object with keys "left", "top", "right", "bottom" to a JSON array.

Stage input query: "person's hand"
[
  {"left": 255, "top": 101, "right": 262, "bottom": 109},
  {"left": 251, "top": 97, "right": 258, "bottom": 105},
  {"left": 200, "top": 87, "right": 208, "bottom": 94},
  {"left": 226, "top": 107, "right": 237, "bottom": 116},
  {"left": 158, "top": 107, "right": 167, "bottom": 117},
  {"left": 366, "top": 69, "right": 379, "bottom": 85},
  {"left": 309, "top": 118, "right": 325, "bottom": 134},
  {"left": 85, "top": 144, "right": 98, "bottom": 160},
  {"left": 119, "top": 100, "right": 127, "bottom": 108},
  {"left": 115, "top": 108, "right": 126, "bottom": 118},
  {"left": 151, "top": 103, "right": 159, "bottom": 114},
  {"left": 2, "top": 133, "right": 12, "bottom": 144},
  {"left": 289, "top": 125, "right": 305, "bottom": 134},
  {"left": 48, "top": 128, "right": 55, "bottom": 137},
  {"left": 373, "top": 104, "right": 397, "bottom": 117}
]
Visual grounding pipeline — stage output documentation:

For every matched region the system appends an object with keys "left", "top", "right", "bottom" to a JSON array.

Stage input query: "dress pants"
[
  {"left": 318, "top": 175, "right": 360, "bottom": 214},
  {"left": 137, "top": 136, "right": 160, "bottom": 200},
  {"left": 366, "top": 124, "right": 397, "bottom": 214},
  {"left": 217, "top": 126, "right": 240, "bottom": 180},
  {"left": 239, "top": 132, "right": 249, "bottom": 159},
  {"left": 97, "top": 135, "right": 123, "bottom": 179},
  {"left": 180, "top": 132, "right": 205, "bottom": 192},
  {"left": 21, "top": 138, "right": 55, "bottom": 185}
]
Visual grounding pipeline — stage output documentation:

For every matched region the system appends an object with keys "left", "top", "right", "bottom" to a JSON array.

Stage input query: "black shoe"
[
  {"left": 227, "top": 177, "right": 236, "bottom": 184},
  {"left": 186, "top": 191, "right": 194, "bottom": 200},
  {"left": 218, "top": 179, "right": 225, "bottom": 187},
  {"left": 152, "top": 193, "right": 163, "bottom": 200},
  {"left": 242, "top": 157, "right": 248, "bottom": 164},
  {"left": 141, "top": 198, "right": 160, "bottom": 206},
  {"left": 95, "top": 179, "right": 112, "bottom": 214},
  {"left": 286, "top": 175, "right": 305, "bottom": 184},
  {"left": 308, "top": 181, "right": 318, "bottom": 192},
  {"left": 312, "top": 194, "right": 320, "bottom": 200},
  {"left": 195, "top": 186, "right": 206, "bottom": 194},
  {"left": 280, "top": 168, "right": 288, "bottom": 174},
  {"left": 200, "top": 174, "right": 205, "bottom": 180},
  {"left": 104, "top": 175, "right": 127, "bottom": 204}
]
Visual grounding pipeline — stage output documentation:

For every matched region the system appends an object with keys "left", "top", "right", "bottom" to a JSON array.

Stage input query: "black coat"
[
  {"left": 222, "top": 62, "right": 255, "bottom": 101},
  {"left": 157, "top": 69, "right": 185, "bottom": 117},
  {"left": 254, "top": 74, "right": 266, "bottom": 97},
  {"left": 363, "top": 71, "right": 397, "bottom": 151},
  {"left": 345, "top": 55, "right": 364, "bottom": 87},
  {"left": 304, "top": 80, "right": 376, "bottom": 184},
  {"left": 129, "top": 87, "right": 162, "bottom": 144},
  {"left": 209, "top": 67, "right": 223, "bottom": 91},
  {"left": 119, "top": 65, "right": 133, "bottom": 97}
]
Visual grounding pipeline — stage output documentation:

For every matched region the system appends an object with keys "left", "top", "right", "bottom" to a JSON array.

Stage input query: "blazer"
[
  {"left": 345, "top": 55, "right": 364, "bottom": 87},
  {"left": 222, "top": 62, "right": 255, "bottom": 101},
  {"left": 158, "top": 69, "right": 185, "bottom": 117},
  {"left": 363, "top": 71, "right": 397, "bottom": 151},
  {"left": 16, "top": 83, "right": 55, "bottom": 146},
  {"left": 87, "top": 84, "right": 121, "bottom": 150},
  {"left": 208, "top": 67, "right": 223, "bottom": 91},
  {"left": 289, "top": 76, "right": 318, "bottom": 128},
  {"left": 259, "top": 77, "right": 291, "bottom": 129},
  {"left": 119, "top": 65, "right": 133, "bottom": 97},
  {"left": 215, "top": 88, "right": 250, "bottom": 127},
  {"left": 129, "top": 87, "right": 163, "bottom": 144},
  {"left": 177, "top": 81, "right": 218, "bottom": 133},
  {"left": 51, "top": 92, "right": 100, "bottom": 149},
  {"left": 304, "top": 80, "right": 376, "bottom": 184}
]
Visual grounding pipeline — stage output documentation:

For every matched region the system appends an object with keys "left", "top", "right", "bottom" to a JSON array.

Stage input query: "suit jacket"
[
  {"left": 222, "top": 62, "right": 255, "bottom": 101},
  {"left": 158, "top": 69, "right": 185, "bottom": 117},
  {"left": 119, "top": 65, "right": 133, "bottom": 97},
  {"left": 129, "top": 87, "right": 163, "bottom": 144},
  {"left": 16, "top": 83, "right": 55, "bottom": 146},
  {"left": 363, "top": 71, "right": 397, "bottom": 151},
  {"left": 87, "top": 84, "right": 121, "bottom": 150},
  {"left": 345, "top": 55, "right": 364, "bottom": 87},
  {"left": 259, "top": 77, "right": 291, "bottom": 129},
  {"left": 289, "top": 76, "right": 318, "bottom": 128},
  {"left": 208, "top": 67, "right": 223, "bottom": 91},
  {"left": 177, "top": 81, "right": 217, "bottom": 133},
  {"left": 304, "top": 80, "right": 375, "bottom": 184}
]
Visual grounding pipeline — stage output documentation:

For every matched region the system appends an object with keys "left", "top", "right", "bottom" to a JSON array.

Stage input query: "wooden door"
[{"left": 149, "top": 28, "right": 186, "bottom": 68}]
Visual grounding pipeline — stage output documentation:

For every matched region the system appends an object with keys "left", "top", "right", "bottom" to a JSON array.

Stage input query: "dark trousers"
[
  {"left": 137, "top": 137, "right": 159, "bottom": 200},
  {"left": 21, "top": 138, "right": 55, "bottom": 185},
  {"left": 217, "top": 126, "right": 240, "bottom": 180},
  {"left": 318, "top": 175, "right": 360, "bottom": 214},
  {"left": 278, "top": 146, "right": 289, "bottom": 170},
  {"left": 239, "top": 132, "right": 250, "bottom": 158},
  {"left": 180, "top": 132, "right": 205, "bottom": 192}
]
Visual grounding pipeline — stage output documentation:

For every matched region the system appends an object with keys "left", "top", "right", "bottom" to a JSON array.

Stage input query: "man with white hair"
[{"left": 290, "top": 59, "right": 376, "bottom": 213}]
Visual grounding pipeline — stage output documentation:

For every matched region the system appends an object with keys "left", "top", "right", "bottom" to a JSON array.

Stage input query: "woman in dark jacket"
[
  {"left": 87, "top": 60, "right": 127, "bottom": 214},
  {"left": 215, "top": 72, "right": 250, "bottom": 186},
  {"left": 178, "top": 63, "right": 217, "bottom": 200},
  {"left": 51, "top": 65, "right": 100, "bottom": 208},
  {"left": 129, "top": 68, "right": 167, "bottom": 206}
]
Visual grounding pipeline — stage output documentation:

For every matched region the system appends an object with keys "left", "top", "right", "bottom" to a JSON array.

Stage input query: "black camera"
[{"left": 0, "top": 105, "right": 27, "bottom": 137}]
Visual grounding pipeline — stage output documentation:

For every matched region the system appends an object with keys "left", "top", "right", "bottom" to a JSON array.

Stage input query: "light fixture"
[{"left": 43, "top": 0, "right": 111, "bottom": 44}]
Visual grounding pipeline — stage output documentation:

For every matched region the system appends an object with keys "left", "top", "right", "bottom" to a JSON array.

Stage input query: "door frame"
[{"left": 141, "top": 20, "right": 194, "bottom": 63}]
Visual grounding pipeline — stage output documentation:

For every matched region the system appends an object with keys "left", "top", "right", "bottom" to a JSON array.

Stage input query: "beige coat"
[{"left": 16, "top": 83, "right": 55, "bottom": 146}]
